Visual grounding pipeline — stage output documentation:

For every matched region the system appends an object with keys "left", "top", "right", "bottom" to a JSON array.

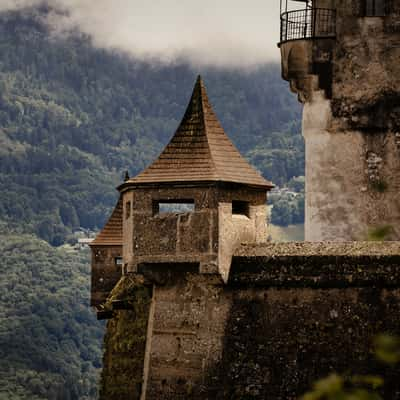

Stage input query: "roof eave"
[
  {"left": 89, "top": 241, "right": 123, "bottom": 247},
  {"left": 118, "top": 179, "right": 274, "bottom": 192}
]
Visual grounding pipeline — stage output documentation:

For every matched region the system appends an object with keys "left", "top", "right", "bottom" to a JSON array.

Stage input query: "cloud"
[{"left": 0, "top": 0, "right": 281, "bottom": 67}]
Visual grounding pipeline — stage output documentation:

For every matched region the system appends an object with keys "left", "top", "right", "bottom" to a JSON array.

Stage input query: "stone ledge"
[
  {"left": 234, "top": 242, "right": 400, "bottom": 257},
  {"left": 230, "top": 242, "right": 400, "bottom": 287}
]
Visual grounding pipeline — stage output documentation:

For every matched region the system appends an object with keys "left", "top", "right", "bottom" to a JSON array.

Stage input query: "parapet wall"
[{"left": 100, "top": 242, "right": 400, "bottom": 400}]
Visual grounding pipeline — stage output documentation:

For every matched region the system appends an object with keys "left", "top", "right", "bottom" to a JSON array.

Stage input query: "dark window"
[
  {"left": 365, "top": 0, "right": 387, "bottom": 15},
  {"left": 125, "top": 201, "right": 131, "bottom": 219},
  {"left": 232, "top": 201, "right": 250, "bottom": 218},
  {"left": 153, "top": 199, "right": 195, "bottom": 215},
  {"left": 114, "top": 257, "right": 123, "bottom": 266}
]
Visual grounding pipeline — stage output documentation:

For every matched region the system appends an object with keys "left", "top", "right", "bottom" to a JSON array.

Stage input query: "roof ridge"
[
  {"left": 196, "top": 75, "right": 219, "bottom": 181},
  {"left": 122, "top": 76, "right": 273, "bottom": 189},
  {"left": 91, "top": 196, "right": 123, "bottom": 246},
  {"left": 198, "top": 77, "right": 271, "bottom": 187}
]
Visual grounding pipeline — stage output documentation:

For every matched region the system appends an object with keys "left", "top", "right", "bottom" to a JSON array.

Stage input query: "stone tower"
[
  {"left": 90, "top": 76, "right": 273, "bottom": 306},
  {"left": 279, "top": 0, "right": 400, "bottom": 241},
  {"left": 89, "top": 196, "right": 123, "bottom": 307}
]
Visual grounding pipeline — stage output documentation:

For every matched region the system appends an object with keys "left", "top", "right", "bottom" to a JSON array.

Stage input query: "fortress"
[{"left": 90, "top": 1, "right": 400, "bottom": 398}]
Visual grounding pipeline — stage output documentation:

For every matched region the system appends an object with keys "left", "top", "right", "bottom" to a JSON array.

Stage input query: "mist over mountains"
[
  {"left": 0, "top": 0, "right": 281, "bottom": 67},
  {"left": 0, "top": 5, "right": 303, "bottom": 245}
]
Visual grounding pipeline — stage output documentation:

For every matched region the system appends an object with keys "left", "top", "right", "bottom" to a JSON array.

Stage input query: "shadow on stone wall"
[{"left": 198, "top": 287, "right": 400, "bottom": 399}]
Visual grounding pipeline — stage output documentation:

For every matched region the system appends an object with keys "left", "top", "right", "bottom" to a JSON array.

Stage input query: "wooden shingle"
[
  {"left": 90, "top": 196, "right": 123, "bottom": 246},
  {"left": 127, "top": 76, "right": 273, "bottom": 189}
]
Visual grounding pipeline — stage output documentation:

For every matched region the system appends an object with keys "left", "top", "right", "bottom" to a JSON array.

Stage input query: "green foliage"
[
  {"left": 269, "top": 184, "right": 305, "bottom": 226},
  {"left": 288, "top": 175, "right": 305, "bottom": 192},
  {"left": 367, "top": 225, "right": 394, "bottom": 241},
  {"left": 0, "top": 228, "right": 103, "bottom": 399},
  {"left": 302, "top": 374, "right": 383, "bottom": 400},
  {"left": 0, "top": 7, "right": 304, "bottom": 399},
  {"left": 0, "top": 7, "right": 303, "bottom": 246},
  {"left": 374, "top": 335, "right": 400, "bottom": 364},
  {"left": 246, "top": 127, "right": 304, "bottom": 187}
]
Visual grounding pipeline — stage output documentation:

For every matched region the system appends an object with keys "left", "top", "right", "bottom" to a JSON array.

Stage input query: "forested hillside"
[
  {"left": 0, "top": 223, "right": 103, "bottom": 400},
  {"left": 0, "top": 6, "right": 304, "bottom": 399},
  {"left": 0, "top": 7, "right": 303, "bottom": 245}
]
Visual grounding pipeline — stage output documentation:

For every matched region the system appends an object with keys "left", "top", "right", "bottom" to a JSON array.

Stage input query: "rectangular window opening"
[
  {"left": 365, "top": 0, "right": 387, "bottom": 16},
  {"left": 125, "top": 201, "right": 131, "bottom": 219},
  {"left": 232, "top": 200, "right": 250, "bottom": 218},
  {"left": 153, "top": 199, "right": 195, "bottom": 215},
  {"left": 114, "top": 257, "right": 123, "bottom": 266}
]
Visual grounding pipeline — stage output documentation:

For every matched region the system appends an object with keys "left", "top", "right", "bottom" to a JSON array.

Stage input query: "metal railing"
[{"left": 280, "top": 8, "right": 336, "bottom": 44}]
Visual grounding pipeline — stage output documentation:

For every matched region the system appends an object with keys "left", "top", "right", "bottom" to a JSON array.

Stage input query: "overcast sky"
[{"left": 1, "top": 0, "right": 281, "bottom": 67}]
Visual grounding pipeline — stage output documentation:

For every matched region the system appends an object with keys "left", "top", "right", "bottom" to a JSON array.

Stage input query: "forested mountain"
[
  {"left": 0, "top": 7, "right": 303, "bottom": 246},
  {"left": 0, "top": 223, "right": 102, "bottom": 400},
  {"left": 0, "top": 6, "right": 304, "bottom": 399}
]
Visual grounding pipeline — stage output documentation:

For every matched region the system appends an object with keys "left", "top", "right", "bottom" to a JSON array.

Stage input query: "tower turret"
[
  {"left": 279, "top": 0, "right": 400, "bottom": 240},
  {"left": 90, "top": 76, "right": 273, "bottom": 308},
  {"left": 119, "top": 76, "right": 273, "bottom": 282}
]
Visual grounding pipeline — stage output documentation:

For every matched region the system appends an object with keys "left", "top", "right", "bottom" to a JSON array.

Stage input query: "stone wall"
[
  {"left": 303, "top": 98, "right": 400, "bottom": 241},
  {"left": 90, "top": 245, "right": 122, "bottom": 307},
  {"left": 100, "top": 242, "right": 400, "bottom": 399},
  {"left": 122, "top": 183, "right": 267, "bottom": 281},
  {"left": 100, "top": 276, "right": 152, "bottom": 399},
  {"left": 280, "top": 0, "right": 400, "bottom": 241}
]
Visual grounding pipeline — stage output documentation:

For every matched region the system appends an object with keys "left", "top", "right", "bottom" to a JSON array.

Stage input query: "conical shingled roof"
[
  {"left": 90, "top": 196, "right": 123, "bottom": 246},
  {"left": 125, "top": 76, "right": 273, "bottom": 189}
]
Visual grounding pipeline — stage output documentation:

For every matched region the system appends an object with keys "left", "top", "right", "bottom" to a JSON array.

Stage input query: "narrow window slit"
[{"left": 125, "top": 201, "right": 131, "bottom": 219}]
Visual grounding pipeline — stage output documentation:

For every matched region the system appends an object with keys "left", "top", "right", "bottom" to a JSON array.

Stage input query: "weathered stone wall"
[
  {"left": 332, "top": 1, "right": 400, "bottom": 131},
  {"left": 307, "top": 3, "right": 400, "bottom": 240},
  {"left": 303, "top": 98, "right": 400, "bottom": 241},
  {"left": 100, "top": 276, "right": 152, "bottom": 400},
  {"left": 90, "top": 245, "right": 122, "bottom": 307},
  {"left": 280, "top": 0, "right": 400, "bottom": 241},
  {"left": 100, "top": 242, "right": 400, "bottom": 399},
  {"left": 122, "top": 184, "right": 267, "bottom": 280}
]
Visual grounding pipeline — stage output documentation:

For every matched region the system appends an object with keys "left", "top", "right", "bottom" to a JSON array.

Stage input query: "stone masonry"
[
  {"left": 100, "top": 242, "right": 400, "bottom": 399},
  {"left": 91, "top": 68, "right": 400, "bottom": 399},
  {"left": 280, "top": 0, "right": 400, "bottom": 240}
]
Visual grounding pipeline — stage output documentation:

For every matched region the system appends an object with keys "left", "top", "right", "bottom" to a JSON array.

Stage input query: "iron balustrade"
[{"left": 280, "top": 8, "right": 336, "bottom": 44}]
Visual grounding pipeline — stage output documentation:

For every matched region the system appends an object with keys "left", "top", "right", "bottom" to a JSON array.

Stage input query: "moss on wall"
[{"left": 99, "top": 275, "right": 152, "bottom": 400}]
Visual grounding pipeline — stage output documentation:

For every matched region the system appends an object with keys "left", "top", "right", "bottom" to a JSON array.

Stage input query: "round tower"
[{"left": 279, "top": 0, "right": 400, "bottom": 240}]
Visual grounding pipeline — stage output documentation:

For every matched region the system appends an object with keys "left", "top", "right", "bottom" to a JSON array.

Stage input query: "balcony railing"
[{"left": 280, "top": 8, "right": 336, "bottom": 44}]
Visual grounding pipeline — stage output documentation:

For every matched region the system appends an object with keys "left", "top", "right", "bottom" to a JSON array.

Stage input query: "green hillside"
[
  {"left": 0, "top": 7, "right": 303, "bottom": 246},
  {"left": 0, "top": 223, "right": 103, "bottom": 400},
  {"left": 0, "top": 6, "right": 304, "bottom": 400}
]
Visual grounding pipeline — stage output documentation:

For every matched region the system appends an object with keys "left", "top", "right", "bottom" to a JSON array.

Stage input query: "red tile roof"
[
  {"left": 125, "top": 76, "right": 273, "bottom": 189},
  {"left": 90, "top": 196, "right": 123, "bottom": 246}
]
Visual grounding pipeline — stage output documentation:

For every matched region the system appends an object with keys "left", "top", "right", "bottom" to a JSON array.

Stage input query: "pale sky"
[{"left": 1, "top": 0, "right": 281, "bottom": 67}]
